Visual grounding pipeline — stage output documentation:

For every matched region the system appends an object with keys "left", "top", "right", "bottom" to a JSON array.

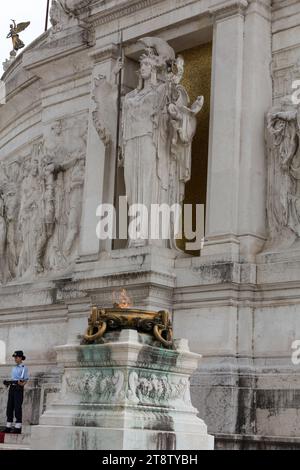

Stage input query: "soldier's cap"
[{"left": 12, "top": 351, "right": 26, "bottom": 360}]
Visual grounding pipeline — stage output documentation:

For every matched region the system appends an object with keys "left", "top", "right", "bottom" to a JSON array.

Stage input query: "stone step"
[
  {"left": 0, "top": 425, "right": 31, "bottom": 448},
  {"left": 0, "top": 442, "right": 30, "bottom": 450},
  {"left": 4, "top": 432, "right": 31, "bottom": 446}
]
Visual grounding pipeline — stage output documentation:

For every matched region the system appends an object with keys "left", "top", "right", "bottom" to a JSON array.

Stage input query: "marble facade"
[{"left": 0, "top": 0, "right": 300, "bottom": 450}]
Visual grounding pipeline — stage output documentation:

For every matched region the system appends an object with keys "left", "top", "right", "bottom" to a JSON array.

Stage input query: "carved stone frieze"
[
  {"left": 266, "top": 103, "right": 300, "bottom": 250},
  {"left": 63, "top": 367, "right": 191, "bottom": 408},
  {"left": 0, "top": 116, "right": 88, "bottom": 284},
  {"left": 127, "top": 371, "right": 191, "bottom": 407},
  {"left": 65, "top": 369, "right": 125, "bottom": 402}
]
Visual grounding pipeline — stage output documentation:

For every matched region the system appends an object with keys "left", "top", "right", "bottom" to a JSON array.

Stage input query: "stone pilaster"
[
  {"left": 203, "top": 0, "right": 248, "bottom": 259},
  {"left": 78, "top": 44, "right": 119, "bottom": 261},
  {"left": 238, "top": 0, "right": 272, "bottom": 261}
]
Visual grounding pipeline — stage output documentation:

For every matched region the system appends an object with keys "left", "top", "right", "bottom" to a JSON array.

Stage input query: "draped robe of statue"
[
  {"left": 0, "top": 196, "right": 6, "bottom": 282},
  {"left": 18, "top": 158, "right": 42, "bottom": 278},
  {"left": 121, "top": 39, "right": 203, "bottom": 248},
  {"left": 122, "top": 82, "right": 169, "bottom": 246},
  {"left": 289, "top": 144, "right": 300, "bottom": 236},
  {"left": 267, "top": 106, "right": 300, "bottom": 248}
]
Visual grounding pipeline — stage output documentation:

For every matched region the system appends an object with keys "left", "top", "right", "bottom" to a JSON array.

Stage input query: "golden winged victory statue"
[{"left": 7, "top": 20, "right": 30, "bottom": 52}]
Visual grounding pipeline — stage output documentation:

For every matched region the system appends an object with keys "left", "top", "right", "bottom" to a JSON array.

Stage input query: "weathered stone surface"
[
  {"left": 0, "top": 0, "right": 300, "bottom": 451},
  {"left": 31, "top": 331, "right": 214, "bottom": 450}
]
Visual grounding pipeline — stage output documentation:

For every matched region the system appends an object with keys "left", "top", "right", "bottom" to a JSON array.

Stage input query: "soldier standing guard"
[{"left": 3, "top": 351, "right": 29, "bottom": 434}]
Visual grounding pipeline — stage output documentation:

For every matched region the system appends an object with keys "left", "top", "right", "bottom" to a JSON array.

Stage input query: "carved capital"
[
  {"left": 89, "top": 44, "right": 119, "bottom": 64},
  {"left": 209, "top": 0, "right": 249, "bottom": 20},
  {"left": 246, "top": 0, "right": 271, "bottom": 20}
]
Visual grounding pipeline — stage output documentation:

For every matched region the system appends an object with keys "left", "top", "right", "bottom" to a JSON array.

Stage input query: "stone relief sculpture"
[
  {"left": 0, "top": 193, "right": 6, "bottom": 283},
  {"left": 66, "top": 370, "right": 125, "bottom": 402},
  {"left": 66, "top": 372, "right": 98, "bottom": 396},
  {"left": 127, "top": 371, "right": 190, "bottom": 407},
  {"left": 266, "top": 104, "right": 300, "bottom": 250},
  {"left": 99, "top": 371, "right": 125, "bottom": 402},
  {"left": 0, "top": 117, "right": 87, "bottom": 283},
  {"left": 64, "top": 368, "right": 190, "bottom": 407},
  {"left": 39, "top": 118, "right": 87, "bottom": 273},
  {"left": 64, "top": 158, "right": 85, "bottom": 257},
  {"left": 50, "top": 0, "right": 93, "bottom": 34},
  {"left": 1, "top": 162, "right": 22, "bottom": 281},
  {"left": 35, "top": 155, "right": 59, "bottom": 273},
  {"left": 92, "top": 73, "right": 118, "bottom": 147},
  {"left": 120, "top": 37, "right": 204, "bottom": 248},
  {"left": 18, "top": 154, "right": 42, "bottom": 278},
  {"left": 50, "top": 0, "right": 72, "bottom": 33},
  {"left": 58, "top": 0, "right": 93, "bottom": 15}
]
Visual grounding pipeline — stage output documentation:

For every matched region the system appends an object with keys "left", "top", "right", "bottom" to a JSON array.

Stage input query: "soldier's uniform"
[{"left": 4, "top": 351, "right": 29, "bottom": 434}]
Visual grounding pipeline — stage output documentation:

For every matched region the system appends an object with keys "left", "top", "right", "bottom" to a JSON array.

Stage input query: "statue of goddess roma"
[{"left": 121, "top": 37, "right": 204, "bottom": 248}]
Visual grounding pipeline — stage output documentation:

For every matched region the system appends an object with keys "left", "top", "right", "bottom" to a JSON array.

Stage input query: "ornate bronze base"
[{"left": 83, "top": 306, "right": 173, "bottom": 348}]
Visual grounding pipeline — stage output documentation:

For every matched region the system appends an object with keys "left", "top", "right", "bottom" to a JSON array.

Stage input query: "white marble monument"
[{"left": 1, "top": 0, "right": 300, "bottom": 451}]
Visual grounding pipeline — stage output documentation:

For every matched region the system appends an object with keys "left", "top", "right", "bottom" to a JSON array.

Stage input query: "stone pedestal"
[{"left": 31, "top": 330, "right": 214, "bottom": 450}]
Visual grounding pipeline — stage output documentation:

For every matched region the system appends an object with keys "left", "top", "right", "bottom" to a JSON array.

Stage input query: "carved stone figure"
[
  {"left": 50, "top": 120, "right": 86, "bottom": 267},
  {"left": 44, "top": 120, "right": 65, "bottom": 160},
  {"left": 50, "top": 0, "right": 71, "bottom": 33},
  {"left": 99, "top": 371, "right": 124, "bottom": 402},
  {"left": 127, "top": 371, "right": 190, "bottom": 407},
  {"left": 63, "top": 158, "right": 85, "bottom": 257},
  {"left": 35, "top": 156, "right": 58, "bottom": 273},
  {"left": 58, "top": 0, "right": 93, "bottom": 15},
  {"left": 37, "top": 118, "right": 87, "bottom": 273},
  {"left": 66, "top": 370, "right": 125, "bottom": 402},
  {"left": 0, "top": 116, "right": 87, "bottom": 283},
  {"left": 92, "top": 73, "right": 118, "bottom": 147},
  {"left": 120, "top": 37, "right": 204, "bottom": 248},
  {"left": 49, "top": 0, "right": 93, "bottom": 34},
  {"left": 266, "top": 104, "right": 300, "bottom": 249},
  {"left": 1, "top": 162, "right": 21, "bottom": 279},
  {"left": 18, "top": 157, "right": 42, "bottom": 278},
  {"left": 0, "top": 194, "right": 6, "bottom": 283},
  {"left": 66, "top": 372, "right": 97, "bottom": 396}
]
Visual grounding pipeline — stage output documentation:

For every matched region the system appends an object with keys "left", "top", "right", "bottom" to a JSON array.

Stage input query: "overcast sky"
[{"left": 0, "top": 0, "right": 50, "bottom": 71}]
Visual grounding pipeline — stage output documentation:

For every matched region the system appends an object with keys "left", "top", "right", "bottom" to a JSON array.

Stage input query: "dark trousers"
[{"left": 6, "top": 385, "right": 24, "bottom": 423}]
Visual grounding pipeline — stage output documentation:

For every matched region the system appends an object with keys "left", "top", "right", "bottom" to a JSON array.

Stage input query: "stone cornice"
[
  {"left": 22, "top": 29, "right": 89, "bottom": 72},
  {"left": 272, "top": 0, "right": 299, "bottom": 12},
  {"left": 246, "top": 0, "right": 272, "bottom": 20},
  {"left": 209, "top": 0, "right": 249, "bottom": 19},
  {"left": 89, "top": 0, "right": 164, "bottom": 27},
  {"left": 89, "top": 44, "right": 119, "bottom": 63},
  {"left": 88, "top": 0, "right": 213, "bottom": 33}
]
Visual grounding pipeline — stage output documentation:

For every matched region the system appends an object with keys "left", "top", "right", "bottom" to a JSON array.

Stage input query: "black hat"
[{"left": 12, "top": 351, "right": 26, "bottom": 360}]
